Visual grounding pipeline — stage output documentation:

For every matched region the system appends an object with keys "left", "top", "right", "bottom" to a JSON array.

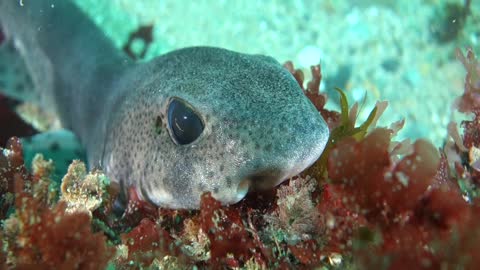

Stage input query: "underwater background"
[{"left": 72, "top": 0, "right": 479, "bottom": 147}]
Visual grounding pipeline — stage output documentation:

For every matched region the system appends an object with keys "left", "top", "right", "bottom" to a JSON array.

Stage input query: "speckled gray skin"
[{"left": 0, "top": 0, "right": 329, "bottom": 209}]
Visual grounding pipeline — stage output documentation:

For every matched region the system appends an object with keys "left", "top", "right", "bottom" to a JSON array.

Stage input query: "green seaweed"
[
  {"left": 331, "top": 88, "right": 378, "bottom": 142},
  {"left": 305, "top": 88, "right": 379, "bottom": 180}
]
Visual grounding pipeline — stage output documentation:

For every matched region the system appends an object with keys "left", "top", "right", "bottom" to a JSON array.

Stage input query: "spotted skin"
[{"left": 0, "top": 0, "right": 329, "bottom": 209}]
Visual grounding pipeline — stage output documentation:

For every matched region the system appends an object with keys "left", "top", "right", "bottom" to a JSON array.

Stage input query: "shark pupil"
[{"left": 167, "top": 98, "right": 204, "bottom": 145}]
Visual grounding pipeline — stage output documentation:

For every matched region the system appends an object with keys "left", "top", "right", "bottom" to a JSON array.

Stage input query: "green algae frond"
[{"left": 305, "top": 88, "right": 387, "bottom": 180}]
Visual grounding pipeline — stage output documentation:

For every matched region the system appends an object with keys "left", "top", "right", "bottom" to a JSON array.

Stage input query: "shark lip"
[
  {"left": 236, "top": 179, "right": 250, "bottom": 201},
  {"left": 245, "top": 169, "right": 285, "bottom": 191}
]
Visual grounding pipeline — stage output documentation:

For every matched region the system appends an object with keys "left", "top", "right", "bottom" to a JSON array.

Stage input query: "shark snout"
[{"left": 241, "top": 115, "right": 329, "bottom": 193}]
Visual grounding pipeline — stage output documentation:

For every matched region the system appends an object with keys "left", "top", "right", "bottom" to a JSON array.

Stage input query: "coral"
[{"left": 60, "top": 160, "right": 110, "bottom": 216}]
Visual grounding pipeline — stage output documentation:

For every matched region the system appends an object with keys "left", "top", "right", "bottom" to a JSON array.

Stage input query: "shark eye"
[{"left": 167, "top": 98, "right": 204, "bottom": 145}]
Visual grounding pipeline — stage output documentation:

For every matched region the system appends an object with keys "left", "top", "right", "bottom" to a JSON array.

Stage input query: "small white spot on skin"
[{"left": 19, "top": 0, "right": 23, "bottom": 7}]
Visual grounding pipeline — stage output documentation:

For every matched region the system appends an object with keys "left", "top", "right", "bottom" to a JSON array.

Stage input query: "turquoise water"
[
  {"left": 73, "top": 0, "right": 479, "bottom": 146},
  {"left": 1, "top": 1, "right": 479, "bottom": 269}
]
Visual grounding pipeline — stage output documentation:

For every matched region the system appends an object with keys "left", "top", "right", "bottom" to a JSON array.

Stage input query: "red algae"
[
  {"left": 120, "top": 186, "right": 159, "bottom": 228},
  {"left": 7, "top": 198, "right": 113, "bottom": 270},
  {"left": 0, "top": 137, "right": 29, "bottom": 219},
  {"left": 0, "top": 139, "right": 113, "bottom": 270},
  {"left": 199, "top": 192, "right": 267, "bottom": 268},
  {"left": 455, "top": 48, "right": 480, "bottom": 114},
  {"left": 119, "top": 218, "right": 176, "bottom": 268}
]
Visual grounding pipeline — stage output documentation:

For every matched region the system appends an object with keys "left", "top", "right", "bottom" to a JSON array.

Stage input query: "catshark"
[{"left": 0, "top": 0, "right": 329, "bottom": 209}]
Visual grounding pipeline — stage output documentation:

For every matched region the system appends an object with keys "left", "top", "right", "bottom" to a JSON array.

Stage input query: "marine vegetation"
[{"left": 1, "top": 48, "right": 480, "bottom": 269}]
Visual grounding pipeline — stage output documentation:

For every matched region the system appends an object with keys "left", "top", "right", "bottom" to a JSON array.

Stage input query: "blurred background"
[{"left": 71, "top": 0, "right": 479, "bottom": 146}]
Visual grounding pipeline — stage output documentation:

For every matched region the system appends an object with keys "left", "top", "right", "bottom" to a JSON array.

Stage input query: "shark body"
[{"left": 0, "top": 0, "right": 329, "bottom": 209}]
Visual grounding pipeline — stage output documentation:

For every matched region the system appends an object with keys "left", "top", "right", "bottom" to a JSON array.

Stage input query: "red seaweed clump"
[
  {"left": 6, "top": 196, "right": 114, "bottom": 269},
  {"left": 284, "top": 55, "right": 480, "bottom": 269},
  {"left": 0, "top": 138, "right": 114, "bottom": 270},
  {"left": 198, "top": 192, "right": 269, "bottom": 269},
  {"left": 0, "top": 137, "right": 30, "bottom": 219},
  {"left": 455, "top": 48, "right": 480, "bottom": 115},
  {"left": 448, "top": 48, "right": 480, "bottom": 186},
  {"left": 119, "top": 186, "right": 159, "bottom": 229},
  {"left": 119, "top": 218, "right": 177, "bottom": 268},
  {"left": 315, "top": 183, "right": 368, "bottom": 254},
  {"left": 327, "top": 129, "right": 476, "bottom": 268},
  {"left": 328, "top": 130, "right": 440, "bottom": 215}
]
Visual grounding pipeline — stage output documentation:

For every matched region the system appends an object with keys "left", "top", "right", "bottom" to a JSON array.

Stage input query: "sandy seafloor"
[{"left": 71, "top": 0, "right": 480, "bottom": 147}]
